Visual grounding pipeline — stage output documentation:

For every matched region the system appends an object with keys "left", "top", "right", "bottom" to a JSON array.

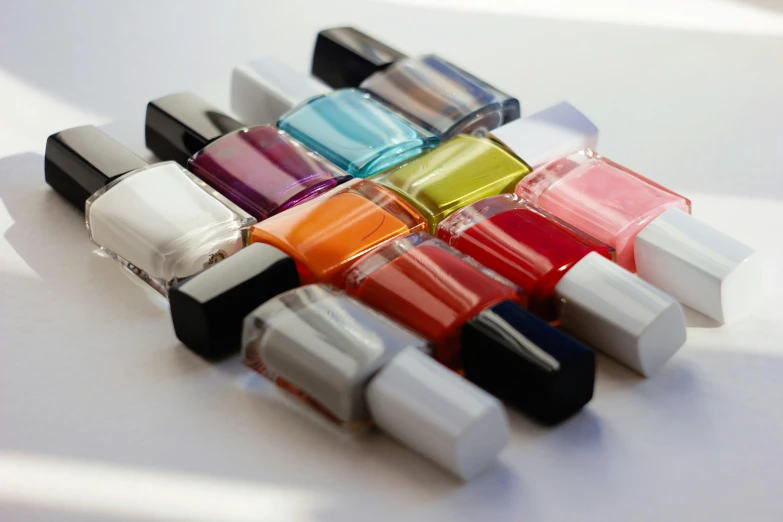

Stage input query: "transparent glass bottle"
[
  {"left": 231, "top": 58, "right": 440, "bottom": 178},
  {"left": 249, "top": 178, "right": 427, "bottom": 286},
  {"left": 311, "top": 27, "right": 520, "bottom": 138},
  {"left": 45, "top": 125, "right": 254, "bottom": 295},
  {"left": 145, "top": 92, "right": 347, "bottom": 222},
  {"left": 517, "top": 149, "right": 691, "bottom": 272},
  {"left": 372, "top": 101, "right": 599, "bottom": 233},
  {"left": 515, "top": 149, "right": 762, "bottom": 324},
  {"left": 438, "top": 195, "right": 688, "bottom": 377},
  {"left": 241, "top": 284, "right": 509, "bottom": 480},
  {"left": 344, "top": 232, "right": 597, "bottom": 424}
]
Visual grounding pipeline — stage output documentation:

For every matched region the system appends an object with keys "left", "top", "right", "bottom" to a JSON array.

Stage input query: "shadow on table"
[{"left": 0, "top": 152, "right": 167, "bottom": 315}]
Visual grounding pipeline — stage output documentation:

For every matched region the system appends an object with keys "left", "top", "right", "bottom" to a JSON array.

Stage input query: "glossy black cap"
[
  {"left": 145, "top": 92, "right": 245, "bottom": 167},
  {"left": 311, "top": 27, "right": 407, "bottom": 89},
  {"left": 44, "top": 125, "right": 149, "bottom": 210},
  {"left": 461, "top": 300, "right": 595, "bottom": 425},
  {"left": 168, "top": 243, "right": 301, "bottom": 360}
]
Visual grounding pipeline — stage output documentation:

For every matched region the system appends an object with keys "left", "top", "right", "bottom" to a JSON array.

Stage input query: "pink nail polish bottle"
[
  {"left": 515, "top": 149, "right": 762, "bottom": 324},
  {"left": 517, "top": 150, "right": 690, "bottom": 272}
]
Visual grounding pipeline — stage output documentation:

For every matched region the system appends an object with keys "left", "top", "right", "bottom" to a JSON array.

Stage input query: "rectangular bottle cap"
[
  {"left": 367, "top": 347, "right": 509, "bottom": 480},
  {"left": 461, "top": 300, "right": 595, "bottom": 424},
  {"left": 634, "top": 207, "right": 763, "bottom": 324},
  {"left": 231, "top": 57, "right": 331, "bottom": 126},
  {"left": 490, "top": 101, "right": 598, "bottom": 169},
  {"left": 169, "top": 243, "right": 300, "bottom": 360},
  {"left": 312, "top": 27, "right": 407, "bottom": 88},
  {"left": 145, "top": 92, "right": 245, "bottom": 167},
  {"left": 555, "top": 252, "right": 687, "bottom": 376},
  {"left": 45, "top": 125, "right": 149, "bottom": 210}
]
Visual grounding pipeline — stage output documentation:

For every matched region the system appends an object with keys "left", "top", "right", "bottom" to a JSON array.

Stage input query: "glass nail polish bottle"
[
  {"left": 249, "top": 178, "right": 426, "bottom": 285},
  {"left": 439, "top": 195, "right": 687, "bottom": 376},
  {"left": 373, "top": 101, "right": 598, "bottom": 233},
  {"left": 516, "top": 149, "right": 763, "bottom": 324},
  {"left": 439, "top": 194, "right": 614, "bottom": 319},
  {"left": 242, "top": 284, "right": 509, "bottom": 480},
  {"left": 311, "top": 27, "right": 520, "bottom": 139},
  {"left": 45, "top": 125, "right": 253, "bottom": 295},
  {"left": 344, "top": 232, "right": 596, "bottom": 424},
  {"left": 231, "top": 58, "right": 440, "bottom": 178},
  {"left": 145, "top": 92, "right": 347, "bottom": 222}
]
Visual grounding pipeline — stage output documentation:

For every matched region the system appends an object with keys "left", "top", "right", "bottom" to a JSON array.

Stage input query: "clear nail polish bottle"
[
  {"left": 45, "top": 125, "right": 254, "bottom": 295},
  {"left": 343, "top": 232, "right": 596, "bottom": 424},
  {"left": 145, "top": 92, "right": 348, "bottom": 222},
  {"left": 231, "top": 58, "right": 440, "bottom": 178},
  {"left": 311, "top": 27, "right": 521, "bottom": 138},
  {"left": 242, "top": 284, "right": 509, "bottom": 480},
  {"left": 516, "top": 149, "right": 763, "bottom": 323},
  {"left": 373, "top": 101, "right": 598, "bottom": 232},
  {"left": 439, "top": 195, "right": 687, "bottom": 376}
]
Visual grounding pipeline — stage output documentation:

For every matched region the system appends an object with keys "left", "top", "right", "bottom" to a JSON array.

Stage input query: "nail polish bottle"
[
  {"left": 311, "top": 27, "right": 520, "bottom": 138},
  {"left": 169, "top": 243, "right": 301, "bottom": 360},
  {"left": 45, "top": 125, "right": 253, "bottom": 295},
  {"left": 344, "top": 232, "right": 596, "bottom": 424},
  {"left": 249, "top": 178, "right": 427, "bottom": 286},
  {"left": 242, "top": 284, "right": 509, "bottom": 480},
  {"left": 145, "top": 92, "right": 347, "bottom": 222},
  {"left": 439, "top": 195, "right": 687, "bottom": 376},
  {"left": 516, "top": 149, "right": 763, "bottom": 324},
  {"left": 231, "top": 58, "right": 440, "bottom": 178},
  {"left": 373, "top": 101, "right": 598, "bottom": 233}
]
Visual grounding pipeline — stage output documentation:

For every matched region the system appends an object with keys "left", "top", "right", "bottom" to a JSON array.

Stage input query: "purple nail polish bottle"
[{"left": 146, "top": 92, "right": 350, "bottom": 221}]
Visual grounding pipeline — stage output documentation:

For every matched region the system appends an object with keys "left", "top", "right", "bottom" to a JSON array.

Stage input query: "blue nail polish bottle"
[{"left": 231, "top": 58, "right": 440, "bottom": 178}]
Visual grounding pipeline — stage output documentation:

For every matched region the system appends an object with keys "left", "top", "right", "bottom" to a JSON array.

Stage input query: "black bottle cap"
[
  {"left": 44, "top": 125, "right": 149, "bottom": 211},
  {"left": 311, "top": 27, "right": 407, "bottom": 89},
  {"left": 461, "top": 300, "right": 596, "bottom": 425},
  {"left": 168, "top": 243, "right": 301, "bottom": 360},
  {"left": 145, "top": 92, "right": 245, "bottom": 167}
]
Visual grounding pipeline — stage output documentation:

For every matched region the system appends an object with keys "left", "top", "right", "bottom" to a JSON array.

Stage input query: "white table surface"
[{"left": 2, "top": 1, "right": 783, "bottom": 520}]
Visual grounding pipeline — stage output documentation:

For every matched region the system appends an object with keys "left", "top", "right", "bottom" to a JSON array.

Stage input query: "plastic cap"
[
  {"left": 231, "top": 57, "right": 331, "bottom": 125},
  {"left": 311, "top": 27, "right": 407, "bottom": 88},
  {"left": 145, "top": 92, "right": 245, "bottom": 167},
  {"left": 169, "top": 243, "right": 300, "bottom": 360},
  {"left": 555, "top": 252, "right": 686, "bottom": 376},
  {"left": 367, "top": 347, "right": 509, "bottom": 480},
  {"left": 635, "top": 207, "right": 763, "bottom": 324},
  {"left": 461, "top": 300, "right": 595, "bottom": 424},
  {"left": 44, "top": 125, "right": 149, "bottom": 210},
  {"left": 490, "top": 101, "right": 598, "bottom": 169}
]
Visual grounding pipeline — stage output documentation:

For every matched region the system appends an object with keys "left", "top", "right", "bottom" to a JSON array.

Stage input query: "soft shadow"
[
  {"left": 683, "top": 305, "right": 723, "bottom": 328},
  {"left": 734, "top": 0, "right": 783, "bottom": 13},
  {"left": 0, "top": 152, "right": 166, "bottom": 316}
]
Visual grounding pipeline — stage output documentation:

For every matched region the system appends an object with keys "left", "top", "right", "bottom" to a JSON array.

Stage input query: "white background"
[{"left": 1, "top": 1, "right": 783, "bottom": 520}]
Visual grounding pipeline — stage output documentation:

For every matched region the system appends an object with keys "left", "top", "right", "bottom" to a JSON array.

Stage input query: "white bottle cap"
[
  {"left": 554, "top": 252, "right": 687, "bottom": 376},
  {"left": 366, "top": 348, "right": 509, "bottom": 481},
  {"left": 231, "top": 57, "right": 331, "bottom": 125},
  {"left": 490, "top": 101, "right": 598, "bottom": 169},
  {"left": 634, "top": 207, "right": 763, "bottom": 324}
]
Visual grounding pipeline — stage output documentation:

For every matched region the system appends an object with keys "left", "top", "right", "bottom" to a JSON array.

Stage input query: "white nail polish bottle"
[{"left": 45, "top": 125, "right": 255, "bottom": 295}]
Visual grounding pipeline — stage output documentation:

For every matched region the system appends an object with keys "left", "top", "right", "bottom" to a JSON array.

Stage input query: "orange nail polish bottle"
[{"left": 250, "top": 179, "right": 427, "bottom": 285}]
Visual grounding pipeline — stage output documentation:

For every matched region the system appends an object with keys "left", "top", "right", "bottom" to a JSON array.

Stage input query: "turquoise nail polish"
[
  {"left": 231, "top": 58, "right": 440, "bottom": 179},
  {"left": 278, "top": 89, "right": 439, "bottom": 178}
]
